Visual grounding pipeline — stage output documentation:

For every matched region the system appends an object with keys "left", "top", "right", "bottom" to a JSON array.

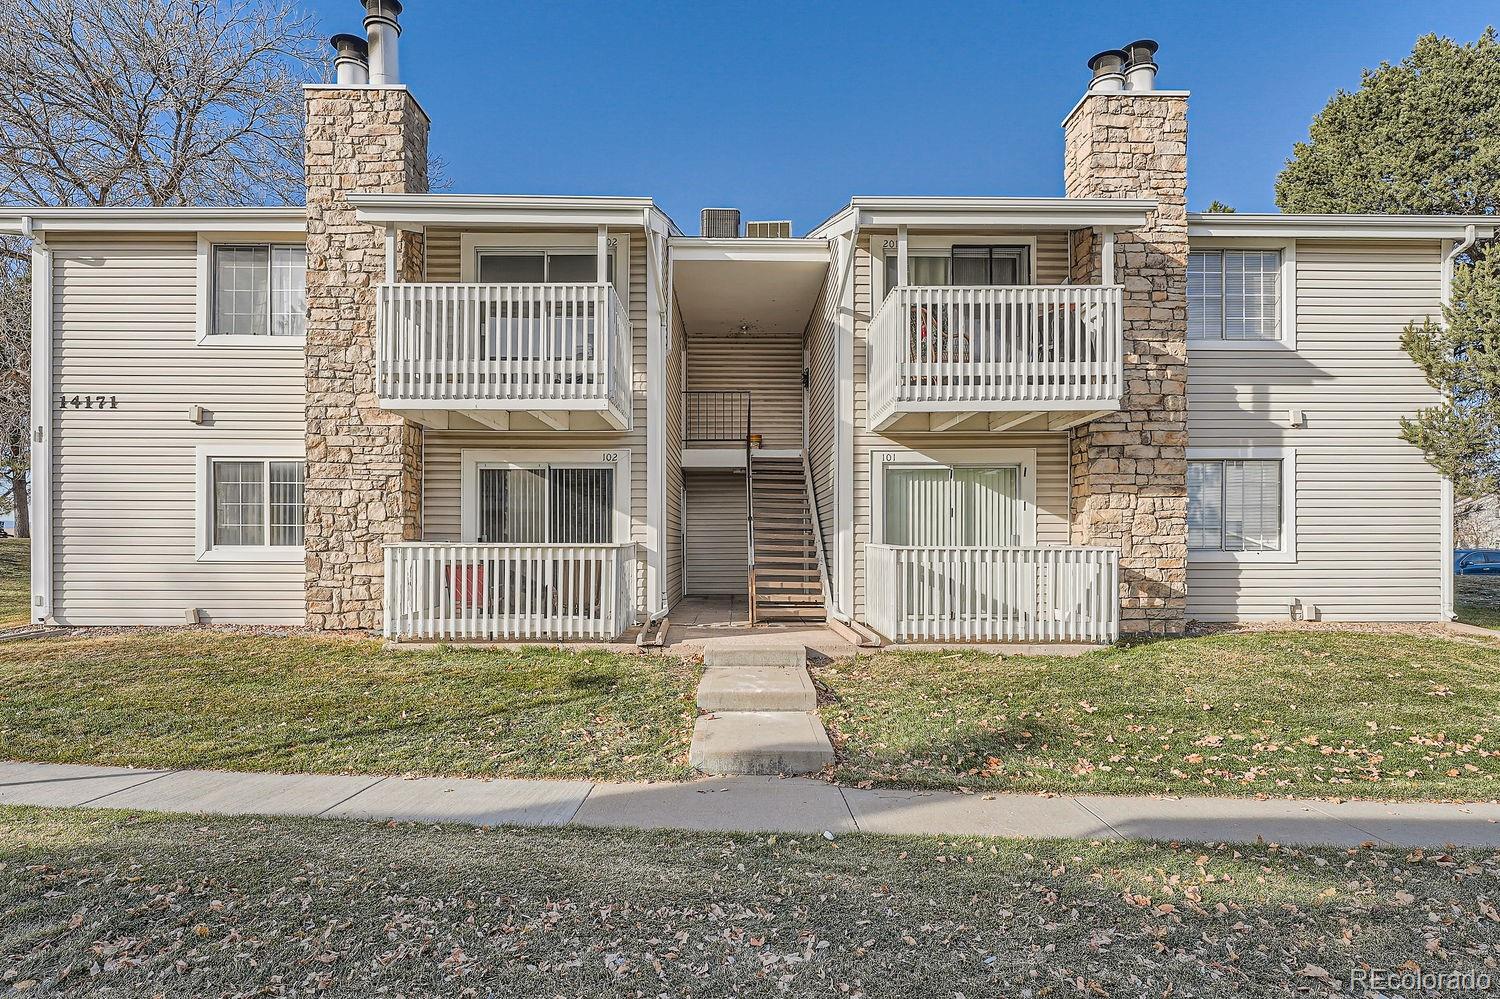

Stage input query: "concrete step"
[
  {"left": 701, "top": 639, "right": 806, "bottom": 669},
  {"left": 689, "top": 711, "right": 834, "bottom": 776},
  {"left": 697, "top": 666, "right": 817, "bottom": 712}
]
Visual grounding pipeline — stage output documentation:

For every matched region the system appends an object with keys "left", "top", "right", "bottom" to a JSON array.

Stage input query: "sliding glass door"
[{"left": 882, "top": 465, "right": 1021, "bottom": 547}]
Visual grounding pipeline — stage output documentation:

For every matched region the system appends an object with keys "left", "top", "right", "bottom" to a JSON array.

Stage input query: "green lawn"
[
  {"left": 0, "top": 537, "right": 27, "bottom": 628},
  {"left": 1, "top": 806, "right": 1493, "bottom": 997},
  {"left": 1457, "top": 574, "right": 1500, "bottom": 630},
  {"left": 818, "top": 629, "right": 1500, "bottom": 801},
  {"left": 0, "top": 631, "right": 699, "bottom": 782}
]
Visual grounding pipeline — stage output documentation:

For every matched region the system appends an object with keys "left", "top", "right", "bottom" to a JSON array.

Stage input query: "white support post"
[
  {"left": 643, "top": 215, "right": 668, "bottom": 619},
  {"left": 597, "top": 225, "right": 609, "bottom": 284},
  {"left": 1101, "top": 228, "right": 1116, "bottom": 285},
  {"left": 896, "top": 225, "right": 909, "bottom": 288},
  {"left": 835, "top": 230, "right": 856, "bottom": 620},
  {"left": 29, "top": 231, "right": 52, "bottom": 624},
  {"left": 384, "top": 224, "right": 398, "bottom": 284}
]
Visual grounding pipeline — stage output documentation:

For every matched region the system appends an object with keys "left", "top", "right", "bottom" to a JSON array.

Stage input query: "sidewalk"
[{"left": 3, "top": 760, "right": 1499, "bottom": 848}]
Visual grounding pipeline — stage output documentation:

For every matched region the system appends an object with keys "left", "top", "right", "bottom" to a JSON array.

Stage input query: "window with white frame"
[
  {"left": 209, "top": 458, "right": 305, "bottom": 550},
  {"left": 211, "top": 244, "right": 306, "bottom": 338},
  {"left": 883, "top": 244, "right": 1029, "bottom": 295},
  {"left": 1188, "top": 249, "right": 1282, "bottom": 342},
  {"left": 1187, "top": 458, "right": 1282, "bottom": 552},
  {"left": 882, "top": 464, "right": 1021, "bottom": 547},
  {"left": 477, "top": 249, "right": 614, "bottom": 284},
  {"left": 476, "top": 464, "right": 614, "bottom": 544}
]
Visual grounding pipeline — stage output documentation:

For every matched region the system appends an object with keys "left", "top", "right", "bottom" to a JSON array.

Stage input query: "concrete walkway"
[{"left": 3, "top": 760, "right": 1499, "bottom": 848}]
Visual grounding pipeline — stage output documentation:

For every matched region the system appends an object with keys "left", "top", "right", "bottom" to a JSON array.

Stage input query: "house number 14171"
[{"left": 59, "top": 395, "right": 119, "bottom": 410}]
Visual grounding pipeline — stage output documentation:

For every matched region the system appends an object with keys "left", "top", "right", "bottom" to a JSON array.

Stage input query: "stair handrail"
[
  {"left": 745, "top": 392, "right": 756, "bottom": 625},
  {"left": 801, "top": 448, "right": 832, "bottom": 618}
]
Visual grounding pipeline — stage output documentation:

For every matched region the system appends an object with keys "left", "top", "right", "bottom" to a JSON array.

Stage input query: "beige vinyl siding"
[
  {"left": 849, "top": 235, "right": 1073, "bottom": 619},
  {"left": 684, "top": 331, "right": 803, "bottom": 450},
  {"left": 685, "top": 470, "right": 747, "bottom": 595},
  {"left": 802, "top": 253, "right": 840, "bottom": 596},
  {"left": 1034, "top": 231, "right": 1069, "bottom": 284},
  {"left": 665, "top": 299, "right": 686, "bottom": 604},
  {"left": 47, "top": 234, "right": 306, "bottom": 625},
  {"left": 418, "top": 231, "right": 651, "bottom": 614},
  {"left": 1186, "top": 238, "right": 1446, "bottom": 621}
]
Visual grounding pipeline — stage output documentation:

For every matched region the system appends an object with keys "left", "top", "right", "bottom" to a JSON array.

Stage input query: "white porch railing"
[
  {"left": 383, "top": 542, "right": 639, "bottom": 641},
  {"left": 376, "top": 283, "right": 632, "bottom": 416},
  {"left": 865, "top": 545, "right": 1119, "bottom": 643},
  {"left": 867, "top": 285, "right": 1123, "bottom": 422}
]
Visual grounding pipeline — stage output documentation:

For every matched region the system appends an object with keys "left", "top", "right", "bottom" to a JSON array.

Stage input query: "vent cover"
[
  {"left": 746, "top": 220, "right": 792, "bottom": 238},
  {"left": 701, "top": 208, "right": 741, "bottom": 238}
]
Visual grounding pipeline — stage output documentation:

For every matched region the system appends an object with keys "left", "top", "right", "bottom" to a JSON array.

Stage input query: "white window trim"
[
  {"left": 459, "top": 447, "right": 631, "bottom": 545},
  {"left": 195, "top": 443, "right": 307, "bottom": 563},
  {"left": 871, "top": 234, "right": 1040, "bottom": 302},
  {"left": 195, "top": 234, "right": 308, "bottom": 348},
  {"left": 1187, "top": 446, "right": 1297, "bottom": 564},
  {"left": 458, "top": 231, "right": 629, "bottom": 291},
  {"left": 1187, "top": 237, "right": 1298, "bottom": 351},
  {"left": 869, "top": 447, "right": 1037, "bottom": 546}
]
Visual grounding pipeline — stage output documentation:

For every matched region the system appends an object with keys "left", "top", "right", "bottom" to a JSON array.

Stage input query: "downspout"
[
  {"left": 642, "top": 208, "right": 672, "bottom": 634},
  {"left": 26, "top": 216, "right": 53, "bottom": 624},
  {"left": 1439, "top": 224, "right": 1476, "bottom": 622}
]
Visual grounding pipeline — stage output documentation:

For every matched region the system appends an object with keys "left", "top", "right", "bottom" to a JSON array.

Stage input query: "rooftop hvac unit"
[
  {"left": 701, "top": 208, "right": 740, "bottom": 238},
  {"left": 746, "top": 220, "right": 792, "bottom": 238}
]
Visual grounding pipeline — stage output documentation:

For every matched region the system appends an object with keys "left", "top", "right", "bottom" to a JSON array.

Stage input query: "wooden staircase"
[{"left": 749, "top": 456, "right": 826, "bottom": 624}]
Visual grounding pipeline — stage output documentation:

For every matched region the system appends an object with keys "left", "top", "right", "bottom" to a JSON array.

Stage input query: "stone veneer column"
[
  {"left": 1063, "top": 92, "right": 1189, "bottom": 636},
  {"left": 304, "top": 87, "right": 429, "bottom": 630}
]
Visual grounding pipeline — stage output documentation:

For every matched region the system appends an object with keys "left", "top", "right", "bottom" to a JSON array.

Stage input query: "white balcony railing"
[
  {"left": 865, "top": 545, "right": 1119, "bottom": 643},
  {"left": 376, "top": 283, "right": 632, "bottom": 418},
  {"left": 867, "top": 285, "right": 1123, "bottom": 426},
  {"left": 384, "top": 542, "right": 639, "bottom": 641}
]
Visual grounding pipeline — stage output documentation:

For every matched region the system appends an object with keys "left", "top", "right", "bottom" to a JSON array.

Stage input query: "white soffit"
[
  {"left": 1189, "top": 213, "right": 1499, "bottom": 239},
  {"left": 350, "top": 194, "right": 680, "bottom": 232},
  {"left": 808, "top": 197, "right": 1156, "bottom": 237},
  {"left": 672, "top": 238, "right": 831, "bottom": 336},
  {"left": 0, "top": 207, "right": 306, "bottom": 235}
]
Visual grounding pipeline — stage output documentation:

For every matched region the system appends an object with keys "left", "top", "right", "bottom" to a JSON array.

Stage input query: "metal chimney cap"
[
  {"left": 330, "top": 32, "right": 369, "bottom": 58},
  {"left": 1088, "top": 49, "right": 1129, "bottom": 76},
  {"left": 363, "top": 0, "right": 403, "bottom": 30},
  {"left": 1124, "top": 39, "right": 1159, "bottom": 67}
]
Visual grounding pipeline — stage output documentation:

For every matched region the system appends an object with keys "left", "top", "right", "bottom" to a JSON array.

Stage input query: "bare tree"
[
  {"left": 0, "top": 0, "right": 321, "bottom": 216},
  {"left": 0, "top": 0, "right": 322, "bottom": 537}
]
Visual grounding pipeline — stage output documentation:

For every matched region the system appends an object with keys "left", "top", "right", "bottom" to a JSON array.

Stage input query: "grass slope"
[
  {"left": 0, "top": 631, "right": 699, "bottom": 782},
  {"left": 818, "top": 629, "right": 1500, "bottom": 801},
  {"left": 0, "top": 537, "right": 27, "bottom": 628},
  {"left": 1458, "top": 575, "right": 1500, "bottom": 630},
  {"left": 1, "top": 806, "right": 1494, "bottom": 997}
]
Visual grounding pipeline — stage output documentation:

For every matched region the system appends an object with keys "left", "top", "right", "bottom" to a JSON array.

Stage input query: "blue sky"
[{"left": 304, "top": 1, "right": 1496, "bottom": 233}]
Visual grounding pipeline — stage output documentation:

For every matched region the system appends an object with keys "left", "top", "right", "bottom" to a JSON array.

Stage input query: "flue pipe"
[
  {"left": 1087, "top": 49, "right": 1128, "bottom": 93},
  {"left": 1124, "top": 39, "right": 1159, "bottom": 91},
  {"left": 363, "top": 0, "right": 403, "bottom": 86},
  {"left": 330, "top": 33, "right": 369, "bottom": 86}
]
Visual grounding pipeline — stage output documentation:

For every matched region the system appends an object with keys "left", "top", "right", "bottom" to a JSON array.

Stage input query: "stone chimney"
[
  {"left": 303, "top": 3, "right": 429, "bottom": 631},
  {"left": 1063, "top": 42, "right": 1189, "bottom": 636}
]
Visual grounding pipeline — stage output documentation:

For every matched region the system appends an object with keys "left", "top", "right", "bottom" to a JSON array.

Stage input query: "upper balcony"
[
  {"left": 375, "top": 281, "right": 632, "bottom": 431},
  {"left": 867, "top": 284, "right": 1123, "bottom": 434}
]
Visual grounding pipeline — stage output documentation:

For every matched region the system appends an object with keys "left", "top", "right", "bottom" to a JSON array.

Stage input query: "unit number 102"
[{"left": 59, "top": 395, "right": 118, "bottom": 410}]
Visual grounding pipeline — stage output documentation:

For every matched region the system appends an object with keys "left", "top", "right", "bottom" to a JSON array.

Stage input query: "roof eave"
[
  {"left": 1189, "top": 213, "right": 1498, "bottom": 239},
  {"left": 349, "top": 194, "right": 681, "bottom": 234}
]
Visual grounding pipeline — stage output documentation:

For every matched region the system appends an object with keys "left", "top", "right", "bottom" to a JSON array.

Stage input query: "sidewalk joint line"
[
  {"left": 316, "top": 776, "right": 388, "bottom": 817},
  {"left": 563, "top": 781, "right": 598, "bottom": 826},
  {"left": 1070, "top": 796, "right": 1126, "bottom": 841},
  {"left": 76, "top": 769, "right": 182, "bottom": 807},
  {"left": 836, "top": 786, "right": 861, "bottom": 833},
  {"left": 1302, "top": 801, "right": 1396, "bottom": 847}
]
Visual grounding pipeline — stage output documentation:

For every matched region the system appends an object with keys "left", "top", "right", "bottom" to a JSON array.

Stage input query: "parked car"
[{"left": 1455, "top": 549, "right": 1500, "bottom": 575}]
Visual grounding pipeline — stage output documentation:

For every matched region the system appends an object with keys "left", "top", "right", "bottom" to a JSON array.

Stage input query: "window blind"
[{"left": 1188, "top": 458, "right": 1281, "bottom": 552}]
